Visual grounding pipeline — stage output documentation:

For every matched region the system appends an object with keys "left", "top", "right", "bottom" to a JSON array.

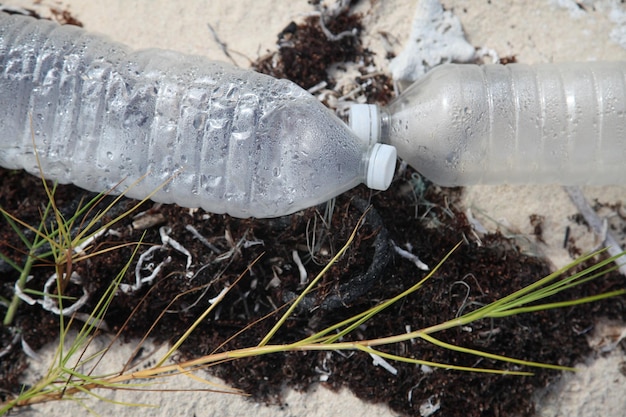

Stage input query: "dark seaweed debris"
[{"left": 2, "top": 165, "right": 625, "bottom": 416}]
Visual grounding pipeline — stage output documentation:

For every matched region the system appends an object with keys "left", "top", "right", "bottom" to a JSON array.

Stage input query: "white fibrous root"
[
  {"left": 120, "top": 226, "right": 194, "bottom": 293},
  {"left": 369, "top": 352, "right": 398, "bottom": 375},
  {"left": 15, "top": 272, "right": 89, "bottom": 316},
  {"left": 391, "top": 240, "right": 429, "bottom": 271},
  {"left": 292, "top": 250, "right": 308, "bottom": 286}
]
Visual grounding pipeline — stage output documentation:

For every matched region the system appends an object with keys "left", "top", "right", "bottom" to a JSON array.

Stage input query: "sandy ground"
[{"left": 3, "top": 0, "right": 626, "bottom": 416}]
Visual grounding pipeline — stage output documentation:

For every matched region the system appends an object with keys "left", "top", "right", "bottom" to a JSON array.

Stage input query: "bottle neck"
[
  {"left": 349, "top": 103, "right": 383, "bottom": 145},
  {"left": 379, "top": 107, "right": 391, "bottom": 145},
  {"left": 348, "top": 104, "right": 397, "bottom": 190}
]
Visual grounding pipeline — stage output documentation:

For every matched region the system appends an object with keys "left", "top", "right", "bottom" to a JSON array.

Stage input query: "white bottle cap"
[
  {"left": 350, "top": 104, "right": 380, "bottom": 145},
  {"left": 366, "top": 143, "right": 397, "bottom": 190}
]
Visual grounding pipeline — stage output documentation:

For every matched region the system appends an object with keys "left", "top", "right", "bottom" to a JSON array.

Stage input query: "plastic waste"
[
  {"left": 0, "top": 13, "right": 396, "bottom": 218},
  {"left": 351, "top": 62, "right": 626, "bottom": 186}
]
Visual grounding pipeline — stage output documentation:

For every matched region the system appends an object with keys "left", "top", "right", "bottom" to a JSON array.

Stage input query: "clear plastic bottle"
[
  {"left": 351, "top": 62, "right": 626, "bottom": 186},
  {"left": 0, "top": 13, "right": 396, "bottom": 218}
]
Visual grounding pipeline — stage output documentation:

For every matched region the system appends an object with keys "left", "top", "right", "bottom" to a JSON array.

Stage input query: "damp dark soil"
[{"left": 1, "top": 3, "right": 626, "bottom": 417}]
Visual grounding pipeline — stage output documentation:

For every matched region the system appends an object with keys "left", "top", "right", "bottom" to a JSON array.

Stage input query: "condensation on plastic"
[
  {"left": 0, "top": 13, "right": 373, "bottom": 218},
  {"left": 381, "top": 62, "right": 626, "bottom": 186}
]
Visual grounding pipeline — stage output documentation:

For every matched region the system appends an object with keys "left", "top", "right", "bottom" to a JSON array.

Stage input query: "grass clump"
[
  {"left": 0, "top": 200, "right": 624, "bottom": 415},
  {"left": 0, "top": 164, "right": 624, "bottom": 415}
]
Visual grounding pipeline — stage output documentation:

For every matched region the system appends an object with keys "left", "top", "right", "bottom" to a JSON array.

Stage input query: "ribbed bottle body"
[
  {"left": 385, "top": 63, "right": 626, "bottom": 185},
  {"left": 0, "top": 13, "right": 368, "bottom": 217}
]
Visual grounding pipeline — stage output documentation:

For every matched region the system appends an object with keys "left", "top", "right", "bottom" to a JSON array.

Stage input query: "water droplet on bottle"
[
  {"left": 209, "top": 118, "right": 228, "bottom": 129},
  {"left": 201, "top": 174, "right": 223, "bottom": 191},
  {"left": 193, "top": 113, "right": 206, "bottom": 130}
]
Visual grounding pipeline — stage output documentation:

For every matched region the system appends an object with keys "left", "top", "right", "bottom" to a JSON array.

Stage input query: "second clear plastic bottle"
[{"left": 352, "top": 62, "right": 626, "bottom": 186}]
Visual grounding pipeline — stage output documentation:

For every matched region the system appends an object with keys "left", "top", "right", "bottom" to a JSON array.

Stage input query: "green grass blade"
[
  {"left": 257, "top": 211, "right": 369, "bottom": 347},
  {"left": 320, "top": 241, "right": 462, "bottom": 345},
  {"left": 355, "top": 345, "right": 534, "bottom": 375},
  {"left": 489, "top": 289, "right": 626, "bottom": 317},
  {"left": 417, "top": 333, "right": 575, "bottom": 371}
]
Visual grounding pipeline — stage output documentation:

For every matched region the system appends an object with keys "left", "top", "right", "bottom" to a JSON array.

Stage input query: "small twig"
[
  {"left": 185, "top": 224, "right": 220, "bottom": 254},
  {"left": 369, "top": 352, "right": 398, "bottom": 375},
  {"left": 292, "top": 250, "right": 308, "bottom": 286},
  {"left": 564, "top": 186, "right": 626, "bottom": 276},
  {"left": 392, "top": 240, "right": 429, "bottom": 271},
  {"left": 465, "top": 208, "right": 488, "bottom": 234},
  {"left": 450, "top": 280, "right": 471, "bottom": 317},
  {"left": 73, "top": 228, "right": 106, "bottom": 256},
  {"left": 206, "top": 22, "right": 237, "bottom": 66},
  {"left": 159, "top": 226, "right": 192, "bottom": 270},
  {"left": 304, "top": 10, "right": 358, "bottom": 42},
  {"left": 307, "top": 81, "right": 328, "bottom": 94}
]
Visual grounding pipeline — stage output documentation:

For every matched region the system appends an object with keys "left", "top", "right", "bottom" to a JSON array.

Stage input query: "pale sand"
[{"left": 3, "top": 0, "right": 626, "bottom": 416}]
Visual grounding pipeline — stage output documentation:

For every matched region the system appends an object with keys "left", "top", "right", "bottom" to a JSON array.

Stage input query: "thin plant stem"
[
  {"left": 257, "top": 208, "right": 370, "bottom": 347},
  {"left": 3, "top": 196, "right": 55, "bottom": 326}
]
